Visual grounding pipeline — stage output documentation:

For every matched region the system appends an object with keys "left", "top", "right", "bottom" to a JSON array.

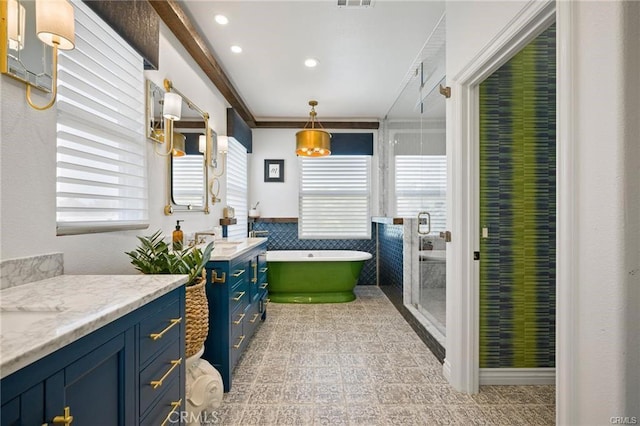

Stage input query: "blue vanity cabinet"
[
  {"left": 203, "top": 241, "right": 268, "bottom": 392},
  {"left": 0, "top": 287, "right": 185, "bottom": 426}
]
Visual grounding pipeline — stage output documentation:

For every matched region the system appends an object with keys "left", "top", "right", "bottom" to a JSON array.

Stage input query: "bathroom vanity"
[
  {"left": 203, "top": 237, "right": 268, "bottom": 392},
  {"left": 0, "top": 275, "right": 187, "bottom": 426}
]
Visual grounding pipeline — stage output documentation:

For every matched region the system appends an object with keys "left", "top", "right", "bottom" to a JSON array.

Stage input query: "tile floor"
[{"left": 210, "top": 286, "right": 555, "bottom": 425}]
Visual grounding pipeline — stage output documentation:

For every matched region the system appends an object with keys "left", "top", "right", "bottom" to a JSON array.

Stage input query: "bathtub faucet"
[{"left": 249, "top": 230, "right": 269, "bottom": 238}]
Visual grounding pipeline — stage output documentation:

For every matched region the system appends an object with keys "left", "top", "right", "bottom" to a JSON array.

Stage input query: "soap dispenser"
[{"left": 173, "top": 220, "right": 184, "bottom": 250}]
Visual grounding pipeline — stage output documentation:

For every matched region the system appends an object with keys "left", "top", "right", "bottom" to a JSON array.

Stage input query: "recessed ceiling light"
[
  {"left": 230, "top": 45, "right": 243, "bottom": 54},
  {"left": 214, "top": 15, "right": 229, "bottom": 25},
  {"left": 304, "top": 58, "right": 319, "bottom": 68}
]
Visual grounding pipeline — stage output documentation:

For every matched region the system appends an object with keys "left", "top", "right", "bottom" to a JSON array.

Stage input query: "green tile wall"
[{"left": 479, "top": 24, "right": 556, "bottom": 368}]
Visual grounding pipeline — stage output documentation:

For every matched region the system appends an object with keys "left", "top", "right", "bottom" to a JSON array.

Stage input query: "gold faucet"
[
  {"left": 249, "top": 230, "right": 269, "bottom": 238},
  {"left": 194, "top": 231, "right": 217, "bottom": 246}
]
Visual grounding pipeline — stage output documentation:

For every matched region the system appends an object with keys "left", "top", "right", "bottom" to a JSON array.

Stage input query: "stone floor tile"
[
  {"left": 276, "top": 405, "right": 315, "bottom": 425},
  {"left": 314, "top": 404, "right": 349, "bottom": 425},
  {"left": 238, "top": 404, "right": 279, "bottom": 425}
]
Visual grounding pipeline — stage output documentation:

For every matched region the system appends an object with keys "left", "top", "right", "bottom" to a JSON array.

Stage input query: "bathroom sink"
[{"left": 215, "top": 241, "right": 243, "bottom": 246}]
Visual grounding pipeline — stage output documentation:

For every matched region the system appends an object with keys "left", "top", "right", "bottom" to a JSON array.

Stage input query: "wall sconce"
[
  {"left": 25, "top": 0, "right": 75, "bottom": 111},
  {"left": 209, "top": 134, "right": 234, "bottom": 205},
  {"left": 162, "top": 91, "right": 182, "bottom": 121},
  {"left": 171, "top": 131, "right": 185, "bottom": 157},
  {"left": 217, "top": 135, "right": 230, "bottom": 154}
]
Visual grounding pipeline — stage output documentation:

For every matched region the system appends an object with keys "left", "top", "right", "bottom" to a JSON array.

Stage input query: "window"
[
  {"left": 395, "top": 155, "right": 446, "bottom": 232},
  {"left": 299, "top": 156, "right": 371, "bottom": 239},
  {"left": 56, "top": 1, "right": 146, "bottom": 235},
  {"left": 226, "top": 138, "right": 248, "bottom": 240}
]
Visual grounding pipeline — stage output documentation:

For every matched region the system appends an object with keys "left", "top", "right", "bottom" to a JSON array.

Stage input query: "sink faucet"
[
  {"left": 249, "top": 230, "right": 269, "bottom": 238},
  {"left": 194, "top": 231, "right": 217, "bottom": 246}
]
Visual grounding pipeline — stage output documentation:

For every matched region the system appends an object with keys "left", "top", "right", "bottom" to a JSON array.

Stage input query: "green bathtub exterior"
[{"left": 267, "top": 260, "right": 365, "bottom": 303}]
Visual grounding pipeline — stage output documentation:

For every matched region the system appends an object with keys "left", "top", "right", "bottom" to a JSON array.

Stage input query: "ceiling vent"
[{"left": 337, "top": 0, "right": 373, "bottom": 8}]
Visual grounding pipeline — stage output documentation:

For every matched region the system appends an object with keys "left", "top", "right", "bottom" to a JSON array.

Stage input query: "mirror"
[
  {"left": 145, "top": 79, "right": 213, "bottom": 214},
  {"left": 0, "top": 0, "right": 53, "bottom": 91}
]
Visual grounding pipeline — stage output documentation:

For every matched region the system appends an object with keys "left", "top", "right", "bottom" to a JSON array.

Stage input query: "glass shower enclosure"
[{"left": 384, "top": 17, "right": 447, "bottom": 345}]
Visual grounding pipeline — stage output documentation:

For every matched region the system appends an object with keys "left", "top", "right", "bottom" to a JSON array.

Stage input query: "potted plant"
[{"left": 126, "top": 230, "right": 214, "bottom": 358}]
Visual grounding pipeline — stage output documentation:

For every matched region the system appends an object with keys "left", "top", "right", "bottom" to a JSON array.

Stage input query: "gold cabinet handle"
[
  {"left": 232, "top": 313, "right": 245, "bottom": 325},
  {"left": 149, "top": 318, "right": 182, "bottom": 341},
  {"left": 233, "top": 335, "right": 246, "bottom": 349},
  {"left": 260, "top": 283, "right": 268, "bottom": 289},
  {"left": 249, "top": 313, "right": 260, "bottom": 323},
  {"left": 150, "top": 358, "right": 182, "bottom": 389},
  {"left": 232, "top": 291, "right": 246, "bottom": 301},
  {"left": 259, "top": 267, "right": 268, "bottom": 273},
  {"left": 213, "top": 271, "right": 226, "bottom": 283},
  {"left": 161, "top": 399, "right": 182, "bottom": 426},
  {"left": 231, "top": 269, "right": 245, "bottom": 278},
  {"left": 252, "top": 262, "right": 258, "bottom": 283},
  {"left": 52, "top": 406, "right": 73, "bottom": 425}
]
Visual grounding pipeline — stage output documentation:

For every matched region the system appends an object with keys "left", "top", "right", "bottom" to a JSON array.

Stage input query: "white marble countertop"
[
  {"left": 0, "top": 274, "right": 187, "bottom": 379},
  {"left": 208, "top": 237, "right": 267, "bottom": 261}
]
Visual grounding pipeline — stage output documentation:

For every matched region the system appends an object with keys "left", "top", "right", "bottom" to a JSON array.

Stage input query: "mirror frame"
[
  {"left": 145, "top": 79, "right": 211, "bottom": 215},
  {"left": 0, "top": 0, "right": 54, "bottom": 92}
]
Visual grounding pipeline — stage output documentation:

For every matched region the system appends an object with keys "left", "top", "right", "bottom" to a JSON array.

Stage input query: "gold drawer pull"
[
  {"left": 150, "top": 318, "right": 182, "bottom": 341},
  {"left": 213, "top": 271, "right": 226, "bottom": 283},
  {"left": 161, "top": 399, "right": 182, "bottom": 426},
  {"left": 259, "top": 267, "right": 268, "bottom": 273},
  {"left": 231, "top": 269, "right": 245, "bottom": 278},
  {"left": 251, "top": 278, "right": 257, "bottom": 283},
  {"left": 233, "top": 335, "right": 246, "bottom": 349},
  {"left": 233, "top": 313, "right": 246, "bottom": 325},
  {"left": 150, "top": 358, "right": 182, "bottom": 389},
  {"left": 232, "top": 291, "right": 246, "bottom": 301},
  {"left": 260, "top": 283, "right": 268, "bottom": 289},
  {"left": 52, "top": 406, "right": 73, "bottom": 425},
  {"left": 249, "top": 313, "right": 260, "bottom": 323}
]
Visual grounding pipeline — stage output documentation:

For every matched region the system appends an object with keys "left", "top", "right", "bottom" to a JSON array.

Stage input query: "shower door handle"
[{"left": 417, "top": 211, "right": 431, "bottom": 235}]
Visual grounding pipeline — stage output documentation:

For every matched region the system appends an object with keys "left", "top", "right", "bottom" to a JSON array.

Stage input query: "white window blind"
[
  {"left": 172, "top": 155, "right": 205, "bottom": 206},
  {"left": 395, "top": 155, "right": 446, "bottom": 232},
  {"left": 299, "top": 156, "right": 371, "bottom": 239},
  {"left": 226, "top": 138, "right": 248, "bottom": 240},
  {"left": 56, "top": 1, "right": 147, "bottom": 235}
]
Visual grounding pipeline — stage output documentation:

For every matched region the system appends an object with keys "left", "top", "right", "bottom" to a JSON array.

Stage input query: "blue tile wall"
[
  {"left": 377, "top": 223, "right": 445, "bottom": 362},
  {"left": 254, "top": 221, "right": 376, "bottom": 285},
  {"left": 377, "top": 223, "right": 403, "bottom": 290}
]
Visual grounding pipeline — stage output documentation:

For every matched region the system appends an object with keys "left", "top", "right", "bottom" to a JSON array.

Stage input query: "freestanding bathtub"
[{"left": 266, "top": 250, "right": 373, "bottom": 303}]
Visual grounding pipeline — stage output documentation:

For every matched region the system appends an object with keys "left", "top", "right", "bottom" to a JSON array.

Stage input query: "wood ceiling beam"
[
  {"left": 254, "top": 121, "right": 380, "bottom": 130},
  {"left": 149, "top": 0, "right": 257, "bottom": 127}
]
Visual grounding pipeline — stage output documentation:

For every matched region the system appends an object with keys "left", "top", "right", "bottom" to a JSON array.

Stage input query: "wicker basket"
[{"left": 185, "top": 279, "right": 209, "bottom": 358}]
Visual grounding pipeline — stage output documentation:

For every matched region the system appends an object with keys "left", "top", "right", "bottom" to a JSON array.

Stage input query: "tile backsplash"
[{"left": 0, "top": 253, "right": 64, "bottom": 290}]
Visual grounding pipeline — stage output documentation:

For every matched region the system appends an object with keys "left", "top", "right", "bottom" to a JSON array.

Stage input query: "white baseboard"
[
  {"left": 442, "top": 359, "right": 452, "bottom": 381},
  {"left": 479, "top": 368, "right": 556, "bottom": 385}
]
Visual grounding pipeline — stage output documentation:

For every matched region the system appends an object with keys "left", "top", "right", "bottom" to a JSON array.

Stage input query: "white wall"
[
  {"left": 567, "top": 1, "right": 640, "bottom": 422},
  {"left": 249, "top": 128, "right": 380, "bottom": 219},
  {"left": 447, "top": 0, "right": 529, "bottom": 79},
  {"left": 0, "top": 22, "right": 230, "bottom": 274},
  {"left": 446, "top": 0, "right": 640, "bottom": 422}
]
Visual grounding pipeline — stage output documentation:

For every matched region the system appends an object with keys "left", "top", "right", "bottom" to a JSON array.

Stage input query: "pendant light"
[{"left": 296, "top": 100, "right": 331, "bottom": 157}]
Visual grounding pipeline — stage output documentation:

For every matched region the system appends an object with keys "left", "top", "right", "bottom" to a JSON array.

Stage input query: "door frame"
[{"left": 444, "top": 0, "right": 556, "bottom": 394}]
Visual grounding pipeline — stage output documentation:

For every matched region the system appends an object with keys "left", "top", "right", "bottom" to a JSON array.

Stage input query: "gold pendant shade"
[{"left": 296, "top": 100, "right": 331, "bottom": 157}]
